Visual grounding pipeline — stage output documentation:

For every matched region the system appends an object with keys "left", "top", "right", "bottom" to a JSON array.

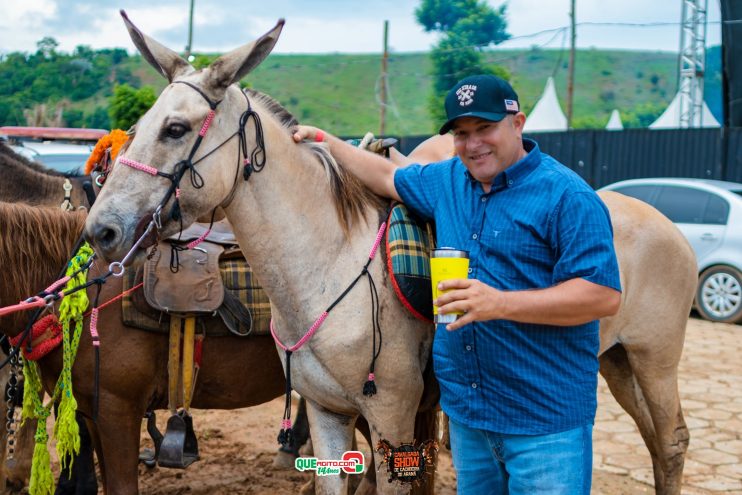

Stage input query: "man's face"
[{"left": 451, "top": 114, "right": 526, "bottom": 186}]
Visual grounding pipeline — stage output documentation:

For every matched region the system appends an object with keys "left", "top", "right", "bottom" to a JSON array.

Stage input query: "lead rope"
[{"left": 270, "top": 221, "right": 386, "bottom": 446}]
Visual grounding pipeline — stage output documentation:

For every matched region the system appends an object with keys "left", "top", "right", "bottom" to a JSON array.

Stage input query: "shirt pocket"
[{"left": 481, "top": 226, "right": 554, "bottom": 287}]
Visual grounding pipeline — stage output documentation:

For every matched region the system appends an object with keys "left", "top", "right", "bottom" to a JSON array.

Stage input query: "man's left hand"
[{"left": 435, "top": 278, "right": 505, "bottom": 331}]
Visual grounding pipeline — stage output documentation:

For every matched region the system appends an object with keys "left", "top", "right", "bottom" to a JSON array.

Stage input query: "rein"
[{"left": 270, "top": 220, "right": 387, "bottom": 446}]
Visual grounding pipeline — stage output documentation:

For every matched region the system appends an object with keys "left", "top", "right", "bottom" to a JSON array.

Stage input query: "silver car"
[{"left": 600, "top": 178, "right": 742, "bottom": 324}]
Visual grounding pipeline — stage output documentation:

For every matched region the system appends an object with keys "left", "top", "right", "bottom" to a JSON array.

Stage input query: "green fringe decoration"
[
  {"left": 29, "top": 408, "right": 53, "bottom": 495},
  {"left": 54, "top": 243, "right": 92, "bottom": 469},
  {"left": 21, "top": 243, "right": 93, "bottom": 495}
]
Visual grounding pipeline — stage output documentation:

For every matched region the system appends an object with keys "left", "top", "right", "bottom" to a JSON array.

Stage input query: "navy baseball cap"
[{"left": 439, "top": 75, "right": 520, "bottom": 134}]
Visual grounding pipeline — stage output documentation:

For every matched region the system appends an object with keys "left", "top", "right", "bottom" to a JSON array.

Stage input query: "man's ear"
[{"left": 512, "top": 112, "right": 526, "bottom": 131}]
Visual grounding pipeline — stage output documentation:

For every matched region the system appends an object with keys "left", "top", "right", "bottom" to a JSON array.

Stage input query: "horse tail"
[{"left": 411, "top": 359, "right": 440, "bottom": 495}]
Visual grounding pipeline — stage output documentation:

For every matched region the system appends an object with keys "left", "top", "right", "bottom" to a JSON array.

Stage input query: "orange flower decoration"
[{"left": 85, "top": 129, "right": 129, "bottom": 175}]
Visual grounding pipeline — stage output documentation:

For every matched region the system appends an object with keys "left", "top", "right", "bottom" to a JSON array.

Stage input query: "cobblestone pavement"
[{"left": 594, "top": 316, "right": 742, "bottom": 494}]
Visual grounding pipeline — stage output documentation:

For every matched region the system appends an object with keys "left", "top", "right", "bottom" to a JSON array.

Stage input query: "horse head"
[{"left": 85, "top": 11, "right": 284, "bottom": 262}]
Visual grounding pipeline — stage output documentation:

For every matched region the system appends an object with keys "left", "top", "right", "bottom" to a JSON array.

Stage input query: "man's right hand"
[{"left": 292, "top": 125, "right": 324, "bottom": 143}]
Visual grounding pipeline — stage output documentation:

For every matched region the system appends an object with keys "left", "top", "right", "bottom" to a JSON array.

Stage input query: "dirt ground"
[{"left": 136, "top": 394, "right": 652, "bottom": 495}]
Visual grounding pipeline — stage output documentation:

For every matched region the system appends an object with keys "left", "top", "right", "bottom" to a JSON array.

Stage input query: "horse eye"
[{"left": 166, "top": 123, "right": 188, "bottom": 139}]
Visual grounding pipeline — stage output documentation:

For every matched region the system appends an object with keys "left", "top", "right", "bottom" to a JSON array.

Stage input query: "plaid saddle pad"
[
  {"left": 385, "top": 203, "right": 434, "bottom": 323},
  {"left": 121, "top": 255, "right": 272, "bottom": 336}
]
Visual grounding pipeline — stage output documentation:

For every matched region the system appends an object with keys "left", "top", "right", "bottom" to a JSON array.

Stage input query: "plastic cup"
[{"left": 430, "top": 248, "right": 469, "bottom": 324}]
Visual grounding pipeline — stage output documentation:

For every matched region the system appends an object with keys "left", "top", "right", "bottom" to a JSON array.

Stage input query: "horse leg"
[
  {"left": 304, "top": 399, "right": 356, "bottom": 495},
  {"left": 274, "top": 396, "right": 310, "bottom": 469},
  {"left": 625, "top": 346, "right": 688, "bottom": 495},
  {"left": 599, "top": 344, "right": 687, "bottom": 495},
  {"left": 54, "top": 411, "right": 97, "bottom": 495},
  {"left": 91, "top": 402, "right": 143, "bottom": 495}
]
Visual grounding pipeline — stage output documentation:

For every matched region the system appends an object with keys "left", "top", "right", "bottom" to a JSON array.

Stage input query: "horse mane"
[
  {"left": 0, "top": 203, "right": 86, "bottom": 330},
  {"left": 246, "top": 89, "right": 385, "bottom": 235}
]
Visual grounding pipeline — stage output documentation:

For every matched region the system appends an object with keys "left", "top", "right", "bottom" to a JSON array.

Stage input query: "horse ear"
[
  {"left": 120, "top": 10, "right": 192, "bottom": 82},
  {"left": 208, "top": 19, "right": 285, "bottom": 90}
]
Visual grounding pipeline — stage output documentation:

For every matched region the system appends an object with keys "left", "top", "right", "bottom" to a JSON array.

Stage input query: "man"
[{"left": 292, "top": 74, "right": 621, "bottom": 494}]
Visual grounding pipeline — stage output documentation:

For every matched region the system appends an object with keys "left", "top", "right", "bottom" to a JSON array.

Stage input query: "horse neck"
[
  {"left": 0, "top": 158, "right": 68, "bottom": 207},
  {"left": 223, "top": 115, "right": 380, "bottom": 322},
  {"left": 0, "top": 206, "right": 86, "bottom": 335}
]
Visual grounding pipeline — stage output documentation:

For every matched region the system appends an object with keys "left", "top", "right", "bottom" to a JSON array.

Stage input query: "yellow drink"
[{"left": 430, "top": 248, "right": 469, "bottom": 324}]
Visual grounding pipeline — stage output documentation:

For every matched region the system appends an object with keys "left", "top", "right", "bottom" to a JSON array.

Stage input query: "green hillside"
[{"left": 1, "top": 46, "right": 722, "bottom": 136}]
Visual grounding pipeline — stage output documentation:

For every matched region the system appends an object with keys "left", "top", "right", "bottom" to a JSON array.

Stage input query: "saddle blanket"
[{"left": 385, "top": 203, "right": 434, "bottom": 323}]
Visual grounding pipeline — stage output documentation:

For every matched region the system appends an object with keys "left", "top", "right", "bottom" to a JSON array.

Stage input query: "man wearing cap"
[{"left": 292, "top": 74, "right": 621, "bottom": 494}]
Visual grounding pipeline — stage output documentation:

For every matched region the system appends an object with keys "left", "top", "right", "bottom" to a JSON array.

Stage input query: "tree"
[
  {"left": 415, "top": 0, "right": 510, "bottom": 130},
  {"left": 36, "top": 37, "right": 59, "bottom": 60},
  {"left": 109, "top": 84, "right": 157, "bottom": 130}
]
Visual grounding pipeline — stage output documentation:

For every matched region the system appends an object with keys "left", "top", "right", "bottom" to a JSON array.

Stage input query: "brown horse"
[
  {"left": 0, "top": 203, "right": 287, "bottom": 495},
  {"left": 84, "top": 13, "right": 697, "bottom": 495}
]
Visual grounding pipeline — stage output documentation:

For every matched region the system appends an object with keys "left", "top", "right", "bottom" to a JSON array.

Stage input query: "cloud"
[{"left": 0, "top": 0, "right": 724, "bottom": 55}]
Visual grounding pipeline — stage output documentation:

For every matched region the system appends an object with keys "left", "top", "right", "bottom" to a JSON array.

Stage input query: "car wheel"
[{"left": 696, "top": 265, "right": 742, "bottom": 323}]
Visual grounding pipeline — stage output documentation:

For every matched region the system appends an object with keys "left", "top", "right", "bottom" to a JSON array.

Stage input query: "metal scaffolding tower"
[{"left": 677, "top": 0, "right": 709, "bottom": 127}]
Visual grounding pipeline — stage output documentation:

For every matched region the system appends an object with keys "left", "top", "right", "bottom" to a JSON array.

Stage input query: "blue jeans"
[{"left": 448, "top": 419, "right": 592, "bottom": 495}]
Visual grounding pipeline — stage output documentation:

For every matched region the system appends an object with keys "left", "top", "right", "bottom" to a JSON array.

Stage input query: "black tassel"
[
  {"left": 170, "top": 198, "right": 181, "bottom": 221},
  {"left": 363, "top": 373, "right": 377, "bottom": 396},
  {"left": 277, "top": 427, "right": 293, "bottom": 447}
]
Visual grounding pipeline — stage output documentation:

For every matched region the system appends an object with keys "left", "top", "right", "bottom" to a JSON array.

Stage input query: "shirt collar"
[{"left": 463, "top": 138, "right": 541, "bottom": 191}]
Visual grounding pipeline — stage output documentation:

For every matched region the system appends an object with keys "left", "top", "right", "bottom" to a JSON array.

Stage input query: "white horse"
[
  {"left": 85, "top": 12, "right": 697, "bottom": 495},
  {"left": 85, "top": 12, "right": 437, "bottom": 495}
]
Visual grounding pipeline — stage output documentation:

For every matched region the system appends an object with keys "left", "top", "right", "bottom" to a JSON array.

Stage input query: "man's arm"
[
  {"left": 435, "top": 277, "right": 621, "bottom": 331},
  {"left": 292, "top": 125, "right": 402, "bottom": 201}
]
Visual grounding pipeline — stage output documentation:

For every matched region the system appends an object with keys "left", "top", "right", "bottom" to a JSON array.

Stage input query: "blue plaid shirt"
[{"left": 394, "top": 139, "right": 621, "bottom": 435}]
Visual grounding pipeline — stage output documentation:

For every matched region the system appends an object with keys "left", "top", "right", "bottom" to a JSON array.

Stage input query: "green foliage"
[
  {"left": 622, "top": 101, "right": 667, "bottom": 128},
  {"left": 416, "top": 0, "right": 510, "bottom": 124},
  {"left": 0, "top": 38, "right": 724, "bottom": 135},
  {"left": 109, "top": 84, "right": 156, "bottom": 130}
]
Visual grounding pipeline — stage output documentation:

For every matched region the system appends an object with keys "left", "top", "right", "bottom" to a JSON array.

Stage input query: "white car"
[
  {"left": 600, "top": 178, "right": 742, "bottom": 324},
  {"left": 9, "top": 141, "right": 93, "bottom": 175}
]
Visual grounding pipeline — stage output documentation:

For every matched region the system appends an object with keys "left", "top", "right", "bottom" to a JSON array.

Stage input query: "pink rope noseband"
[{"left": 119, "top": 157, "right": 159, "bottom": 176}]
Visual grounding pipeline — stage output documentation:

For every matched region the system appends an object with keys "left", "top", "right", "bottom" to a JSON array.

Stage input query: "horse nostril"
[
  {"left": 100, "top": 228, "right": 117, "bottom": 247},
  {"left": 88, "top": 224, "right": 121, "bottom": 252}
]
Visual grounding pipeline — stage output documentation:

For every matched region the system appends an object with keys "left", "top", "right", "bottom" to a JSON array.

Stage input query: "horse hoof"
[{"left": 272, "top": 449, "right": 296, "bottom": 470}]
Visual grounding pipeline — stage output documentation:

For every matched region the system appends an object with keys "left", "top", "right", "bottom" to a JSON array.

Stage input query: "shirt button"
[
  {"left": 472, "top": 233, "right": 478, "bottom": 240},
  {"left": 471, "top": 383, "right": 478, "bottom": 389},
  {"left": 481, "top": 196, "right": 487, "bottom": 202},
  {"left": 465, "top": 345, "right": 472, "bottom": 351},
  {"left": 508, "top": 180, "right": 514, "bottom": 185}
]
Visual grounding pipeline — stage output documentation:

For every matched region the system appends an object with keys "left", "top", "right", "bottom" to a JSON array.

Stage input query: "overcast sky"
[{"left": 0, "top": 0, "right": 723, "bottom": 56}]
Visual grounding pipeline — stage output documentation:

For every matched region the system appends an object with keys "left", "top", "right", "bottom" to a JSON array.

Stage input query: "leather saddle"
[{"left": 141, "top": 218, "right": 253, "bottom": 336}]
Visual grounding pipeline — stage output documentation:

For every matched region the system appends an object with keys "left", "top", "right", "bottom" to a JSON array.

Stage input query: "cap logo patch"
[
  {"left": 504, "top": 99, "right": 519, "bottom": 112},
  {"left": 456, "top": 84, "right": 477, "bottom": 107}
]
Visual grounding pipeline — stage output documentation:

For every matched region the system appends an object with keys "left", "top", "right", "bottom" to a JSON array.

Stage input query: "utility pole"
[
  {"left": 566, "top": 0, "right": 576, "bottom": 128},
  {"left": 380, "top": 20, "right": 389, "bottom": 136},
  {"left": 185, "top": 0, "right": 195, "bottom": 59}
]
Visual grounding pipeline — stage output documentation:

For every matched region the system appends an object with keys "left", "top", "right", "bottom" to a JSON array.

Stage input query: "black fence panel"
[
  {"left": 724, "top": 128, "right": 742, "bottom": 183},
  {"left": 395, "top": 128, "right": 742, "bottom": 187}
]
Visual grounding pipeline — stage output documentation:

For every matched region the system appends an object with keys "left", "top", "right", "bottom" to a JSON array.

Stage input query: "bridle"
[{"left": 116, "top": 81, "right": 267, "bottom": 244}]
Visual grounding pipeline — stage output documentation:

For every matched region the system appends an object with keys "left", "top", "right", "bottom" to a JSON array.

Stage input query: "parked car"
[
  {"left": 0, "top": 126, "right": 105, "bottom": 175},
  {"left": 600, "top": 178, "right": 742, "bottom": 324}
]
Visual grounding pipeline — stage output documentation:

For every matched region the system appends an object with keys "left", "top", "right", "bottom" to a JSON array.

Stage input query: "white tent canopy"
[
  {"left": 606, "top": 109, "right": 623, "bottom": 130},
  {"left": 649, "top": 92, "right": 720, "bottom": 129},
  {"left": 523, "top": 77, "right": 568, "bottom": 133}
]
